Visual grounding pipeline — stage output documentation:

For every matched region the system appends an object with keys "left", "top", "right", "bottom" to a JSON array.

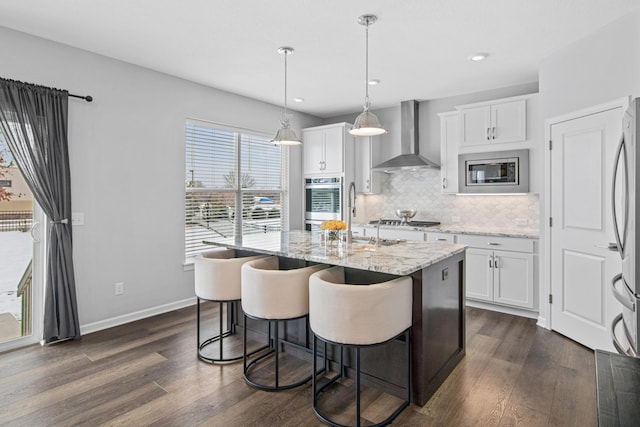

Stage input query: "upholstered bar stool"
[
  {"left": 309, "top": 266, "right": 413, "bottom": 427},
  {"left": 194, "top": 249, "right": 269, "bottom": 363},
  {"left": 241, "top": 256, "right": 327, "bottom": 391}
]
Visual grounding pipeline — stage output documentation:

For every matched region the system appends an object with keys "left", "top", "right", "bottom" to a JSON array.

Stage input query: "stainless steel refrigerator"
[{"left": 611, "top": 97, "right": 640, "bottom": 357}]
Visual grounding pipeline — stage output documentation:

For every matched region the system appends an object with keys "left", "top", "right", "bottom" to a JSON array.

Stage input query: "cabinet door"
[
  {"left": 492, "top": 250, "right": 534, "bottom": 309},
  {"left": 377, "top": 228, "right": 425, "bottom": 241},
  {"left": 355, "top": 137, "right": 381, "bottom": 194},
  {"left": 459, "top": 106, "right": 491, "bottom": 147},
  {"left": 426, "top": 232, "right": 455, "bottom": 243},
  {"left": 322, "top": 126, "right": 344, "bottom": 174},
  {"left": 491, "top": 100, "right": 526, "bottom": 144},
  {"left": 355, "top": 136, "right": 372, "bottom": 193},
  {"left": 302, "top": 130, "right": 325, "bottom": 174},
  {"left": 465, "top": 248, "right": 494, "bottom": 302},
  {"left": 440, "top": 112, "right": 459, "bottom": 193}
]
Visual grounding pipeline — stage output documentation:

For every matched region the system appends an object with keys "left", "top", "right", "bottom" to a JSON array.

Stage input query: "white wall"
[
  {"left": 539, "top": 10, "right": 640, "bottom": 118},
  {"left": 537, "top": 9, "right": 640, "bottom": 329},
  {"left": 0, "top": 26, "right": 322, "bottom": 329}
]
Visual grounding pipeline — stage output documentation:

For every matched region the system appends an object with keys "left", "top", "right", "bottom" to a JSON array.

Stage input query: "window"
[{"left": 184, "top": 119, "right": 288, "bottom": 260}]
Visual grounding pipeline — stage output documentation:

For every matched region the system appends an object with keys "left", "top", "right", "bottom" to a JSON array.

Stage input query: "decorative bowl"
[{"left": 395, "top": 209, "right": 417, "bottom": 222}]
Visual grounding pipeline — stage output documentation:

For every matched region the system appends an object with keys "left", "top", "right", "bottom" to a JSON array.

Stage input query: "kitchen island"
[{"left": 204, "top": 230, "right": 466, "bottom": 406}]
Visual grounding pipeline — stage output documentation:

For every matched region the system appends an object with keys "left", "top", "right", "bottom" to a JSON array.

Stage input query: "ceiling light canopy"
[
  {"left": 349, "top": 14, "right": 386, "bottom": 137},
  {"left": 271, "top": 46, "right": 301, "bottom": 145},
  {"left": 468, "top": 52, "right": 489, "bottom": 61}
]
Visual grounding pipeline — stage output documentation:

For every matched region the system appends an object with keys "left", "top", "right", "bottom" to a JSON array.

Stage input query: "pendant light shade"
[
  {"left": 350, "top": 14, "right": 386, "bottom": 137},
  {"left": 272, "top": 46, "right": 301, "bottom": 145}
]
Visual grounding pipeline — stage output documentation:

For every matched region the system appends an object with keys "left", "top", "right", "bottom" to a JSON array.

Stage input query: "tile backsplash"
[{"left": 354, "top": 168, "right": 539, "bottom": 228}]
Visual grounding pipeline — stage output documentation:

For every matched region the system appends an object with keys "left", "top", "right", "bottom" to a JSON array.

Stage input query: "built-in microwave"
[{"left": 458, "top": 149, "right": 529, "bottom": 193}]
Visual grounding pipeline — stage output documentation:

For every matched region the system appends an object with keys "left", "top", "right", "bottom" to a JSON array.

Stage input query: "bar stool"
[
  {"left": 194, "top": 249, "right": 269, "bottom": 363},
  {"left": 309, "top": 266, "right": 413, "bottom": 427},
  {"left": 241, "top": 256, "right": 327, "bottom": 391}
]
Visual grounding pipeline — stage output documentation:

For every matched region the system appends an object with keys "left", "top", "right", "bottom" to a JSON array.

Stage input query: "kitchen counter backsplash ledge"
[{"left": 355, "top": 223, "right": 539, "bottom": 239}]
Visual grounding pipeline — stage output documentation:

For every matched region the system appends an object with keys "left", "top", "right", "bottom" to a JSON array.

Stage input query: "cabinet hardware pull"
[
  {"left": 486, "top": 127, "right": 490, "bottom": 140},
  {"left": 492, "top": 126, "right": 496, "bottom": 140},
  {"left": 494, "top": 257, "right": 499, "bottom": 268},
  {"left": 487, "top": 242, "right": 500, "bottom": 246},
  {"left": 489, "top": 259, "right": 493, "bottom": 268},
  {"left": 436, "top": 238, "right": 447, "bottom": 241},
  {"left": 442, "top": 177, "right": 447, "bottom": 189}
]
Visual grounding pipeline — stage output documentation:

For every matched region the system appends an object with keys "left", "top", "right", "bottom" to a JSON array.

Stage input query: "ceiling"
[{"left": 0, "top": 0, "right": 637, "bottom": 118}]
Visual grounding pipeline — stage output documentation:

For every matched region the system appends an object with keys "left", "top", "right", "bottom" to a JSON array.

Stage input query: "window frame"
[{"left": 184, "top": 118, "right": 289, "bottom": 264}]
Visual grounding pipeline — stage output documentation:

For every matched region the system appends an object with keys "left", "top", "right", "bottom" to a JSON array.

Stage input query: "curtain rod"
[
  {"left": 68, "top": 93, "right": 93, "bottom": 102},
  {"left": 1, "top": 77, "right": 93, "bottom": 102}
]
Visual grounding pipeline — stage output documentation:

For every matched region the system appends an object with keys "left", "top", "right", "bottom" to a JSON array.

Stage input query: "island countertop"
[{"left": 204, "top": 230, "right": 466, "bottom": 276}]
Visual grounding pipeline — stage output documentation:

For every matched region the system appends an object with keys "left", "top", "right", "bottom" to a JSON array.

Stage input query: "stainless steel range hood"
[{"left": 371, "top": 100, "right": 440, "bottom": 172}]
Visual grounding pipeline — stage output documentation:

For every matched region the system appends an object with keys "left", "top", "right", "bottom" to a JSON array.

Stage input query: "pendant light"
[
  {"left": 271, "top": 46, "right": 302, "bottom": 145},
  {"left": 349, "top": 14, "right": 386, "bottom": 136}
]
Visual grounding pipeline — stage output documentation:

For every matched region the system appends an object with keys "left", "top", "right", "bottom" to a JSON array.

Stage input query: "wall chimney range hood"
[{"left": 371, "top": 100, "right": 440, "bottom": 172}]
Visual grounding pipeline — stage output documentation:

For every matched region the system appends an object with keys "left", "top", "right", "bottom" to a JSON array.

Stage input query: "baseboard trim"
[
  {"left": 466, "top": 299, "right": 538, "bottom": 320},
  {"left": 80, "top": 297, "right": 196, "bottom": 336}
]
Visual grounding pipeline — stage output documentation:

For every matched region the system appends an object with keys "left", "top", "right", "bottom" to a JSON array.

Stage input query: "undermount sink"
[{"left": 350, "top": 237, "right": 403, "bottom": 247}]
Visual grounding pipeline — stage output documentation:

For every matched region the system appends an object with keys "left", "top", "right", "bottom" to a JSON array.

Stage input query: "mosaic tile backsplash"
[{"left": 354, "top": 168, "right": 540, "bottom": 228}]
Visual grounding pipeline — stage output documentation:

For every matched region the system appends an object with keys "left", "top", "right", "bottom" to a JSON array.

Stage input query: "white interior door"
[{"left": 550, "top": 106, "right": 624, "bottom": 351}]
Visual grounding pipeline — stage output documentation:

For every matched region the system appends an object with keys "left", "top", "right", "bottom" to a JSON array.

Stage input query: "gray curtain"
[{"left": 0, "top": 78, "right": 80, "bottom": 344}]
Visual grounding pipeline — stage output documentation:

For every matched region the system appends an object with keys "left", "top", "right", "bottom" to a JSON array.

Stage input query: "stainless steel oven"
[
  {"left": 304, "top": 177, "right": 342, "bottom": 229},
  {"left": 458, "top": 149, "right": 529, "bottom": 193}
]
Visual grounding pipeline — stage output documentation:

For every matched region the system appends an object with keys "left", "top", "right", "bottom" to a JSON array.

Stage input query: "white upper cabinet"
[
  {"left": 438, "top": 111, "right": 459, "bottom": 194},
  {"left": 458, "top": 98, "right": 526, "bottom": 147},
  {"left": 355, "top": 136, "right": 381, "bottom": 194},
  {"left": 302, "top": 123, "right": 353, "bottom": 175}
]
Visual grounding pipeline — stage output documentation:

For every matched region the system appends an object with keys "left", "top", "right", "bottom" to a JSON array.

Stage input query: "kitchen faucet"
[{"left": 347, "top": 181, "right": 356, "bottom": 244}]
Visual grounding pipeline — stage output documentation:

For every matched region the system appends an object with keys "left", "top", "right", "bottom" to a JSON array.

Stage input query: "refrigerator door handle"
[
  {"left": 611, "top": 273, "right": 635, "bottom": 311},
  {"left": 611, "top": 132, "right": 627, "bottom": 258},
  {"left": 611, "top": 312, "right": 638, "bottom": 357}
]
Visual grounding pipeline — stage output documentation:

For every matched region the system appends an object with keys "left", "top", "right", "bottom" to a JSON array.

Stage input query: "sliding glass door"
[{"left": 0, "top": 137, "right": 43, "bottom": 351}]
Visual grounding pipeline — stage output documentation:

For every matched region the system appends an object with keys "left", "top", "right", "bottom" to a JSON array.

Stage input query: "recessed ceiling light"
[
  {"left": 294, "top": 97, "right": 304, "bottom": 103},
  {"left": 368, "top": 79, "right": 381, "bottom": 86},
  {"left": 468, "top": 53, "right": 489, "bottom": 62}
]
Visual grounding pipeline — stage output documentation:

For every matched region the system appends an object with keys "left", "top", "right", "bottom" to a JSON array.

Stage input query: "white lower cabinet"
[
  {"left": 426, "top": 232, "right": 455, "bottom": 243},
  {"left": 458, "top": 235, "right": 536, "bottom": 311},
  {"left": 377, "top": 228, "right": 425, "bottom": 241}
]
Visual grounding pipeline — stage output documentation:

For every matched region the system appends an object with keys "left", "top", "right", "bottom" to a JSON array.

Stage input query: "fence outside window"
[{"left": 0, "top": 210, "right": 32, "bottom": 232}]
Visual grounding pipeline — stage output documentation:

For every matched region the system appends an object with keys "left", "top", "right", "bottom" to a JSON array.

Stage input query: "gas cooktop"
[{"left": 370, "top": 219, "right": 441, "bottom": 228}]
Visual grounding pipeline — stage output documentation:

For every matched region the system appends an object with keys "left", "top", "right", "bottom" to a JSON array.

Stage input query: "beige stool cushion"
[
  {"left": 309, "top": 266, "right": 413, "bottom": 345},
  {"left": 194, "top": 249, "right": 267, "bottom": 301},
  {"left": 241, "top": 256, "right": 327, "bottom": 320}
]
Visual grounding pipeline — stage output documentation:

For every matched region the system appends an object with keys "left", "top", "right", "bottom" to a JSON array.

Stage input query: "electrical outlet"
[
  {"left": 451, "top": 216, "right": 460, "bottom": 223},
  {"left": 72, "top": 212, "right": 85, "bottom": 226},
  {"left": 515, "top": 218, "right": 528, "bottom": 226},
  {"left": 115, "top": 282, "right": 124, "bottom": 295},
  {"left": 442, "top": 267, "right": 449, "bottom": 281}
]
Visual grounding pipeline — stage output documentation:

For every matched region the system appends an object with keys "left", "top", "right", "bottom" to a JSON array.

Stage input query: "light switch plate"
[
  {"left": 72, "top": 212, "right": 85, "bottom": 226},
  {"left": 451, "top": 216, "right": 460, "bottom": 223},
  {"left": 442, "top": 267, "right": 449, "bottom": 281}
]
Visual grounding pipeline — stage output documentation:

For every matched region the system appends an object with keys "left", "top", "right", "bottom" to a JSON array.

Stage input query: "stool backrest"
[
  {"left": 194, "top": 249, "right": 267, "bottom": 301},
  {"left": 242, "top": 256, "right": 326, "bottom": 320},
  {"left": 309, "top": 266, "right": 412, "bottom": 345}
]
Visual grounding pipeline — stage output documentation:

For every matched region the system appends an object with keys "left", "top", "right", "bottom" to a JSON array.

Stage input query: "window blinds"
[{"left": 184, "top": 120, "right": 286, "bottom": 260}]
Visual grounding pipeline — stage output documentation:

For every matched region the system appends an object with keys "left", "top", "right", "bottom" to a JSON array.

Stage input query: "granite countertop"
[
  {"left": 354, "top": 223, "right": 539, "bottom": 239},
  {"left": 203, "top": 230, "right": 466, "bottom": 276}
]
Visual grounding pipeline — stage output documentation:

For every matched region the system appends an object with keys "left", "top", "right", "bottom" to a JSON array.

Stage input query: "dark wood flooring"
[{"left": 0, "top": 305, "right": 596, "bottom": 426}]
